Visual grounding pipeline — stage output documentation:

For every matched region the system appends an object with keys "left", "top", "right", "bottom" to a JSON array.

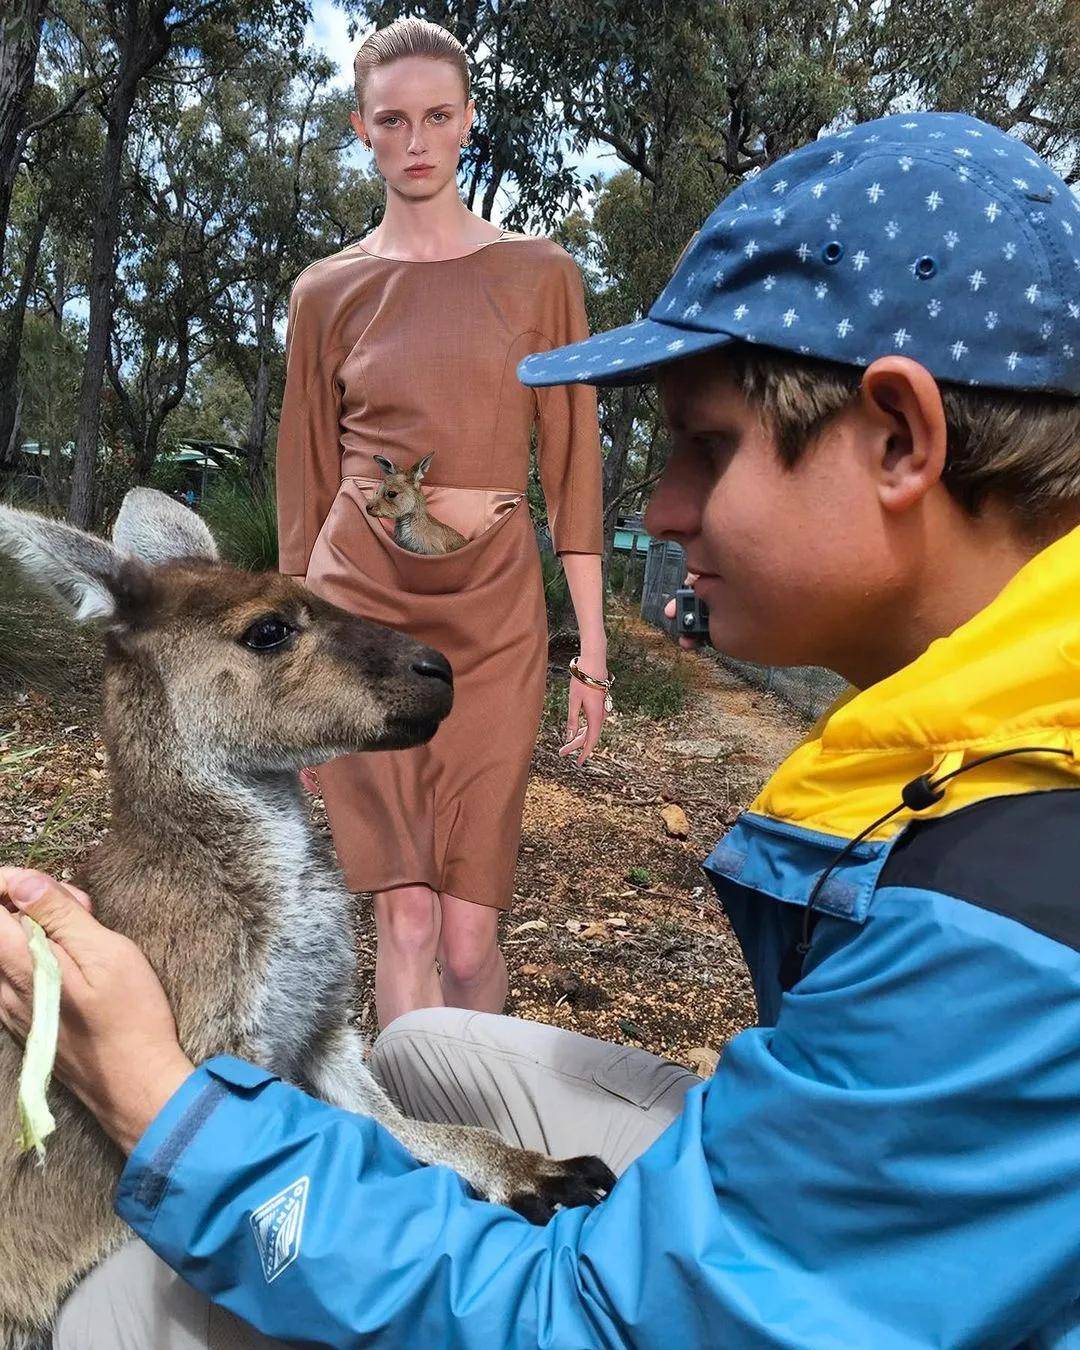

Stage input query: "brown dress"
[{"left": 275, "top": 233, "right": 603, "bottom": 909}]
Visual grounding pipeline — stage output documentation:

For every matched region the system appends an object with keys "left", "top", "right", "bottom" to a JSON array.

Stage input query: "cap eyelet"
[
  {"left": 914, "top": 255, "right": 937, "bottom": 279},
  {"left": 822, "top": 240, "right": 844, "bottom": 264}
]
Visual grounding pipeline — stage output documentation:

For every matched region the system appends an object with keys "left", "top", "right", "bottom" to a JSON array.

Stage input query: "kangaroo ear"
[
  {"left": 413, "top": 453, "right": 434, "bottom": 480},
  {"left": 112, "top": 487, "right": 218, "bottom": 565},
  {"left": 373, "top": 455, "right": 397, "bottom": 476},
  {"left": 0, "top": 504, "right": 126, "bottom": 621}
]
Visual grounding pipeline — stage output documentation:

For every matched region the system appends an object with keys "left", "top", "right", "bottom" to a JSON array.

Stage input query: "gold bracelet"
[{"left": 568, "top": 656, "right": 613, "bottom": 691}]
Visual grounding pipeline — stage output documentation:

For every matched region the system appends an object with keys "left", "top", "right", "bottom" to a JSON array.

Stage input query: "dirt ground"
[{"left": 0, "top": 612, "right": 809, "bottom": 1072}]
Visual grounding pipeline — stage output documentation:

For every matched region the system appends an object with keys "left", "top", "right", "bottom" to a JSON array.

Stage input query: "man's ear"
[{"left": 859, "top": 357, "right": 948, "bottom": 512}]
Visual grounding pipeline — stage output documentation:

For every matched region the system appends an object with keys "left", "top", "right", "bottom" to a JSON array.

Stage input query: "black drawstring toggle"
[{"left": 901, "top": 773, "right": 947, "bottom": 811}]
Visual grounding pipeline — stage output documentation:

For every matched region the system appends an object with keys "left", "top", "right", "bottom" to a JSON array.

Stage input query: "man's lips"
[{"left": 405, "top": 164, "right": 434, "bottom": 174}]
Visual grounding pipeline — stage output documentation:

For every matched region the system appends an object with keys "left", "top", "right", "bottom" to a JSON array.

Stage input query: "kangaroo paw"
[{"left": 488, "top": 1150, "right": 616, "bottom": 1225}]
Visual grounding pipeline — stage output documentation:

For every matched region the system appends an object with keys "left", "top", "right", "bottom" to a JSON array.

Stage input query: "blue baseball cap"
[{"left": 518, "top": 112, "right": 1080, "bottom": 396}]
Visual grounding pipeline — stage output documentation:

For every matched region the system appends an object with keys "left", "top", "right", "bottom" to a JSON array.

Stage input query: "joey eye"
[
  {"left": 241, "top": 616, "right": 295, "bottom": 652},
  {"left": 386, "top": 490, "right": 398, "bottom": 499}
]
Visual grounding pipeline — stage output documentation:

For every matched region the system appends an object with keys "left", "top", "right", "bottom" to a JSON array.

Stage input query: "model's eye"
[
  {"left": 386, "top": 490, "right": 398, "bottom": 500},
  {"left": 241, "top": 616, "right": 295, "bottom": 651},
  {"left": 431, "top": 112, "right": 448, "bottom": 123}
]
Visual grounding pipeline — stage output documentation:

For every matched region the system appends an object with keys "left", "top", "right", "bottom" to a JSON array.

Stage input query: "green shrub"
[
  {"left": 540, "top": 548, "right": 572, "bottom": 631},
  {"left": 200, "top": 471, "right": 278, "bottom": 572},
  {"left": 605, "top": 619, "right": 690, "bottom": 719}
]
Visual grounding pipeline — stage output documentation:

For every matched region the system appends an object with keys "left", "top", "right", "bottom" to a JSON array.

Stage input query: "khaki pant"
[{"left": 53, "top": 1010, "right": 700, "bottom": 1349}]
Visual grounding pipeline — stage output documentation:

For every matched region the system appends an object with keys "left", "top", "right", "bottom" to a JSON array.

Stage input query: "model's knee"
[
  {"left": 439, "top": 925, "right": 502, "bottom": 988},
  {"left": 374, "top": 888, "right": 439, "bottom": 959}
]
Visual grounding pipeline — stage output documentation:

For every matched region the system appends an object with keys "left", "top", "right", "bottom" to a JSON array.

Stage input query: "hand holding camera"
[{"left": 663, "top": 573, "right": 710, "bottom": 649}]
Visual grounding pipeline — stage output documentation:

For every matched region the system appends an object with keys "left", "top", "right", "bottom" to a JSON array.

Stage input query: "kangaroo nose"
[{"left": 412, "top": 652, "right": 452, "bottom": 685}]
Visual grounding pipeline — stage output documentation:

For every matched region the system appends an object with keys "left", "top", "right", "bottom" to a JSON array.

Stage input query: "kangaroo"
[
  {"left": 366, "top": 452, "right": 468, "bottom": 554},
  {"left": 0, "top": 489, "right": 613, "bottom": 1350}
]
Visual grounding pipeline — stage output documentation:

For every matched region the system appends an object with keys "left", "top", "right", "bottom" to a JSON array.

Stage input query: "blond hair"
[
  {"left": 353, "top": 17, "right": 470, "bottom": 113},
  {"left": 722, "top": 345, "right": 1080, "bottom": 530}
]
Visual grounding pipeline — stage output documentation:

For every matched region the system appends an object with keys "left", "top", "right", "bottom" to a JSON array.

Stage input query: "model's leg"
[
  {"left": 437, "top": 891, "right": 507, "bottom": 1013},
  {"left": 373, "top": 884, "right": 444, "bottom": 1027}
]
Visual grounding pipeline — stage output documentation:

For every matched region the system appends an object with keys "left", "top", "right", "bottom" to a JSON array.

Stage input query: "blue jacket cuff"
[{"left": 115, "top": 1056, "right": 279, "bottom": 1227}]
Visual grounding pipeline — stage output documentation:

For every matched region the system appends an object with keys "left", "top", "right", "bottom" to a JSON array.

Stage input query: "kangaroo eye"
[
  {"left": 241, "top": 616, "right": 295, "bottom": 651},
  {"left": 386, "top": 490, "right": 398, "bottom": 499}
]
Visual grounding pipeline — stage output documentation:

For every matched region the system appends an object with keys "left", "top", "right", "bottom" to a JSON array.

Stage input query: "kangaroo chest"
[{"left": 242, "top": 806, "right": 357, "bottom": 1078}]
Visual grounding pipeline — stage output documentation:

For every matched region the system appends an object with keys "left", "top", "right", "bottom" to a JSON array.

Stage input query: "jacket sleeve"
[
  {"left": 275, "top": 274, "right": 345, "bottom": 578},
  {"left": 532, "top": 256, "right": 604, "bottom": 556},
  {"left": 114, "top": 891, "right": 1080, "bottom": 1349}
]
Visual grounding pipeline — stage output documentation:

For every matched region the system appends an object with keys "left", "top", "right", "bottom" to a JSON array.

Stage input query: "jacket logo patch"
[{"left": 250, "top": 1176, "right": 309, "bottom": 1283}]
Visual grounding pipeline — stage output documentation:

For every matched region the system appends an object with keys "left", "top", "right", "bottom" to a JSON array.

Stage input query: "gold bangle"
[{"left": 569, "top": 656, "right": 613, "bottom": 691}]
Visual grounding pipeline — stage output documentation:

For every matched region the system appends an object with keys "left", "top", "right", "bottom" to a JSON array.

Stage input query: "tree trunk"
[
  {"left": 244, "top": 281, "right": 273, "bottom": 486},
  {"left": 0, "top": 203, "right": 48, "bottom": 469},
  {"left": 68, "top": 5, "right": 170, "bottom": 528},
  {"left": 0, "top": 0, "right": 46, "bottom": 284}
]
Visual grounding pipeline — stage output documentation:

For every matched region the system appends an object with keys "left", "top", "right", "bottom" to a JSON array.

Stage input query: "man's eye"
[{"left": 241, "top": 617, "right": 295, "bottom": 652}]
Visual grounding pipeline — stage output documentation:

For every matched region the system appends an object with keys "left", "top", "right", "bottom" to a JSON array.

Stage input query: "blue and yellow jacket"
[{"left": 117, "top": 529, "right": 1080, "bottom": 1348}]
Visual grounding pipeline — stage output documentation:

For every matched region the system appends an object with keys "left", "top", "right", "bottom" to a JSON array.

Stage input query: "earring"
[
  {"left": 362, "top": 137, "right": 371, "bottom": 148},
  {"left": 460, "top": 132, "right": 470, "bottom": 148}
]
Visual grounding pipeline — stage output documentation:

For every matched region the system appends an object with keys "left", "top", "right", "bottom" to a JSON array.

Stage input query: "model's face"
[
  {"left": 352, "top": 57, "right": 472, "bottom": 199},
  {"left": 646, "top": 353, "right": 913, "bottom": 674}
]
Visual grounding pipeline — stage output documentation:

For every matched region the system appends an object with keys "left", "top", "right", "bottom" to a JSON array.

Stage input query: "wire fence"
[{"left": 639, "top": 538, "right": 845, "bottom": 722}]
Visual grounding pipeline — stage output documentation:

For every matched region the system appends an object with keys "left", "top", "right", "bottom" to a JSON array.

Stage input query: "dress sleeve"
[
  {"left": 275, "top": 276, "right": 345, "bottom": 578},
  {"left": 532, "top": 258, "right": 604, "bottom": 556}
]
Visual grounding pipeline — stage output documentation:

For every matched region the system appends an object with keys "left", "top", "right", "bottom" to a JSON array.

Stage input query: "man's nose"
[{"left": 644, "top": 464, "right": 700, "bottom": 543}]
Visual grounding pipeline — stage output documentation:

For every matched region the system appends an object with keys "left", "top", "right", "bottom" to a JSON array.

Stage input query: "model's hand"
[
  {"left": 561, "top": 673, "right": 608, "bottom": 767},
  {"left": 663, "top": 572, "right": 705, "bottom": 649},
  {"left": 0, "top": 867, "right": 194, "bottom": 1156}
]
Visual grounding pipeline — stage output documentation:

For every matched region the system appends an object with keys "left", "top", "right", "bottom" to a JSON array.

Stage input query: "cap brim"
[{"left": 517, "top": 317, "right": 736, "bottom": 388}]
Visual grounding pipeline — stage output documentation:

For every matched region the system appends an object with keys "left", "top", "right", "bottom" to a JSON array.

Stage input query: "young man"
[{"left": 1, "top": 111, "right": 1078, "bottom": 1348}]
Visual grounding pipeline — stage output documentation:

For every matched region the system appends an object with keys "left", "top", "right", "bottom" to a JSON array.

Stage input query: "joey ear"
[
  {"left": 373, "top": 455, "right": 397, "bottom": 476},
  {"left": 413, "top": 453, "right": 434, "bottom": 480},
  {"left": 112, "top": 487, "right": 218, "bottom": 565},
  {"left": 0, "top": 504, "right": 124, "bottom": 621}
]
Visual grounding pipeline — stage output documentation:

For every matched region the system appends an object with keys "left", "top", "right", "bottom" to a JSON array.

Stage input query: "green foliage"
[
  {"left": 606, "top": 618, "right": 690, "bottom": 720},
  {"left": 627, "top": 865, "right": 652, "bottom": 886},
  {"left": 540, "top": 548, "right": 572, "bottom": 631},
  {"left": 199, "top": 471, "right": 279, "bottom": 572}
]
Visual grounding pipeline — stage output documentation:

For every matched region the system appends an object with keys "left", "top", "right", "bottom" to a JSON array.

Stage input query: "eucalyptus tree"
[
  {"left": 104, "top": 84, "right": 238, "bottom": 483},
  {"left": 55, "top": 0, "right": 310, "bottom": 528}
]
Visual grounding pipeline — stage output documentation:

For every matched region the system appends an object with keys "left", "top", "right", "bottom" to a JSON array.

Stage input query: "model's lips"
[{"left": 404, "top": 164, "right": 434, "bottom": 174}]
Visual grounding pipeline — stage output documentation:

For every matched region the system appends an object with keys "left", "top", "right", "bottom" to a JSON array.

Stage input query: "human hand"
[
  {"left": 663, "top": 572, "right": 705, "bottom": 650},
  {"left": 560, "top": 669, "right": 609, "bottom": 767},
  {"left": 0, "top": 867, "right": 194, "bottom": 1155}
]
